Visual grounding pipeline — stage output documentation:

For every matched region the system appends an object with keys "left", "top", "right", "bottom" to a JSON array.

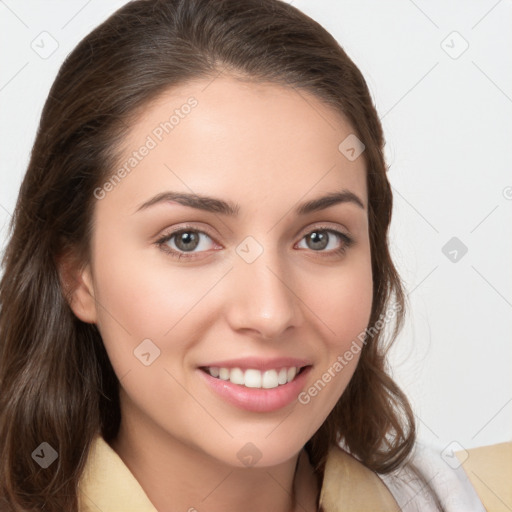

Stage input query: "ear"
[{"left": 57, "top": 251, "right": 98, "bottom": 324}]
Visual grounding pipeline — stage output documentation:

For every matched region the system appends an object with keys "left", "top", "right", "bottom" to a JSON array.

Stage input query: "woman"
[{"left": 0, "top": 1, "right": 508, "bottom": 511}]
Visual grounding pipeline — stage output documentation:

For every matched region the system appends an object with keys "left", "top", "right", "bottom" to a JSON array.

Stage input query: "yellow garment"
[
  {"left": 78, "top": 434, "right": 511, "bottom": 511},
  {"left": 78, "top": 435, "right": 399, "bottom": 512},
  {"left": 79, "top": 435, "right": 156, "bottom": 511},
  {"left": 456, "top": 442, "right": 512, "bottom": 512},
  {"left": 319, "top": 444, "right": 400, "bottom": 511}
]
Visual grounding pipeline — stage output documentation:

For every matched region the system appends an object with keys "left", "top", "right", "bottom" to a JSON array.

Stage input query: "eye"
[
  {"left": 296, "top": 228, "right": 353, "bottom": 254},
  {"left": 155, "top": 225, "right": 354, "bottom": 261},
  {"left": 156, "top": 227, "right": 218, "bottom": 259}
]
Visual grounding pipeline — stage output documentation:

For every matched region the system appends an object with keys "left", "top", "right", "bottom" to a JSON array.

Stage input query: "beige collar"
[
  {"left": 319, "top": 443, "right": 400, "bottom": 511},
  {"left": 78, "top": 435, "right": 399, "bottom": 511}
]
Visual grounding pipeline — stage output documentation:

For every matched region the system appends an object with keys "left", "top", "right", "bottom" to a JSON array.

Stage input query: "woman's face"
[{"left": 73, "top": 75, "right": 373, "bottom": 467}]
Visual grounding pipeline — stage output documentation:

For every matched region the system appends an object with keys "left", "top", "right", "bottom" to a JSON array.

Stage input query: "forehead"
[{"left": 105, "top": 75, "right": 367, "bottom": 213}]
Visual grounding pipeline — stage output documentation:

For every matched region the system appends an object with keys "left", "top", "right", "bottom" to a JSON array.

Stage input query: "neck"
[{"left": 109, "top": 409, "right": 319, "bottom": 512}]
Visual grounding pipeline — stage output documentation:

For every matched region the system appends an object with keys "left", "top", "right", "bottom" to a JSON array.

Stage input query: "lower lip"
[{"left": 198, "top": 367, "right": 312, "bottom": 413}]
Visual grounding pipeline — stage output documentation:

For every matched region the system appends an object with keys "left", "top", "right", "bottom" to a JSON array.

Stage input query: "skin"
[{"left": 66, "top": 74, "right": 373, "bottom": 512}]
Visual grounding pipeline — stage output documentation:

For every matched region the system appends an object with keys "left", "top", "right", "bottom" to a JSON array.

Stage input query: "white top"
[{"left": 378, "top": 440, "right": 486, "bottom": 511}]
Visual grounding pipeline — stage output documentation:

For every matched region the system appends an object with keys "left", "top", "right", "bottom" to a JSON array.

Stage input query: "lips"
[{"left": 197, "top": 357, "right": 312, "bottom": 412}]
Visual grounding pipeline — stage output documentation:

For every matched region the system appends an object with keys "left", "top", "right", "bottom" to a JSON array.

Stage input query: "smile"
[{"left": 201, "top": 366, "right": 304, "bottom": 389}]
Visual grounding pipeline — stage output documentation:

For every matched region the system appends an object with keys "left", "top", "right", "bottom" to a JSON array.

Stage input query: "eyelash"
[{"left": 155, "top": 224, "right": 354, "bottom": 261}]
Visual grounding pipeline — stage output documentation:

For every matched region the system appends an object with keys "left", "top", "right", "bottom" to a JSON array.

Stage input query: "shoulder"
[
  {"left": 78, "top": 434, "right": 157, "bottom": 512},
  {"left": 456, "top": 441, "right": 512, "bottom": 512},
  {"left": 379, "top": 440, "right": 512, "bottom": 512},
  {"left": 322, "top": 440, "right": 511, "bottom": 512},
  {"left": 320, "top": 444, "right": 400, "bottom": 511}
]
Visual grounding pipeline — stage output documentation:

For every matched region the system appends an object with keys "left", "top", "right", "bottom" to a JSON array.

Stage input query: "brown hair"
[{"left": 0, "top": 0, "right": 416, "bottom": 510}]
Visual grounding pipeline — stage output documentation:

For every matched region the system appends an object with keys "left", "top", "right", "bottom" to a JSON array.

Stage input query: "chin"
[{"left": 204, "top": 431, "right": 312, "bottom": 470}]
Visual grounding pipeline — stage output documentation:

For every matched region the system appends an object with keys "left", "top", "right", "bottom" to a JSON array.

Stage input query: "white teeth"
[
  {"left": 230, "top": 367, "right": 245, "bottom": 385},
  {"left": 287, "top": 367, "right": 297, "bottom": 382},
  {"left": 244, "top": 369, "right": 261, "bottom": 388},
  {"left": 262, "top": 369, "right": 279, "bottom": 389},
  {"left": 205, "top": 366, "right": 302, "bottom": 388}
]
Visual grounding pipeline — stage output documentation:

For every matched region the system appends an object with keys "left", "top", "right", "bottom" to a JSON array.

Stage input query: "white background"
[{"left": 1, "top": 1, "right": 511, "bottom": 452}]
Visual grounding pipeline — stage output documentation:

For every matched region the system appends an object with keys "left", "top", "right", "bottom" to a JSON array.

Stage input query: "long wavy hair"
[{"left": 0, "top": 0, "right": 417, "bottom": 510}]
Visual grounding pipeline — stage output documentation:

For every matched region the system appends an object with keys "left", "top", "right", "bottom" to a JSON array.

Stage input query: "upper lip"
[{"left": 198, "top": 357, "right": 312, "bottom": 371}]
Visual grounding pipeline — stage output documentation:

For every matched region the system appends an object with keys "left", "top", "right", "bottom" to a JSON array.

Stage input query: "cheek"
[
  {"left": 90, "top": 235, "right": 231, "bottom": 370},
  {"left": 305, "top": 254, "right": 373, "bottom": 348},
  {"left": 296, "top": 251, "right": 373, "bottom": 413},
  {"left": 89, "top": 248, "right": 223, "bottom": 420}
]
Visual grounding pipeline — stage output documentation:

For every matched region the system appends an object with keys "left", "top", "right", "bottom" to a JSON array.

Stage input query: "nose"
[{"left": 225, "top": 246, "right": 303, "bottom": 340}]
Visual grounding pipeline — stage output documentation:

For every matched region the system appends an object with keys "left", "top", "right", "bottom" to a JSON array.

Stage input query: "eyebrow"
[{"left": 135, "top": 189, "right": 365, "bottom": 216}]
